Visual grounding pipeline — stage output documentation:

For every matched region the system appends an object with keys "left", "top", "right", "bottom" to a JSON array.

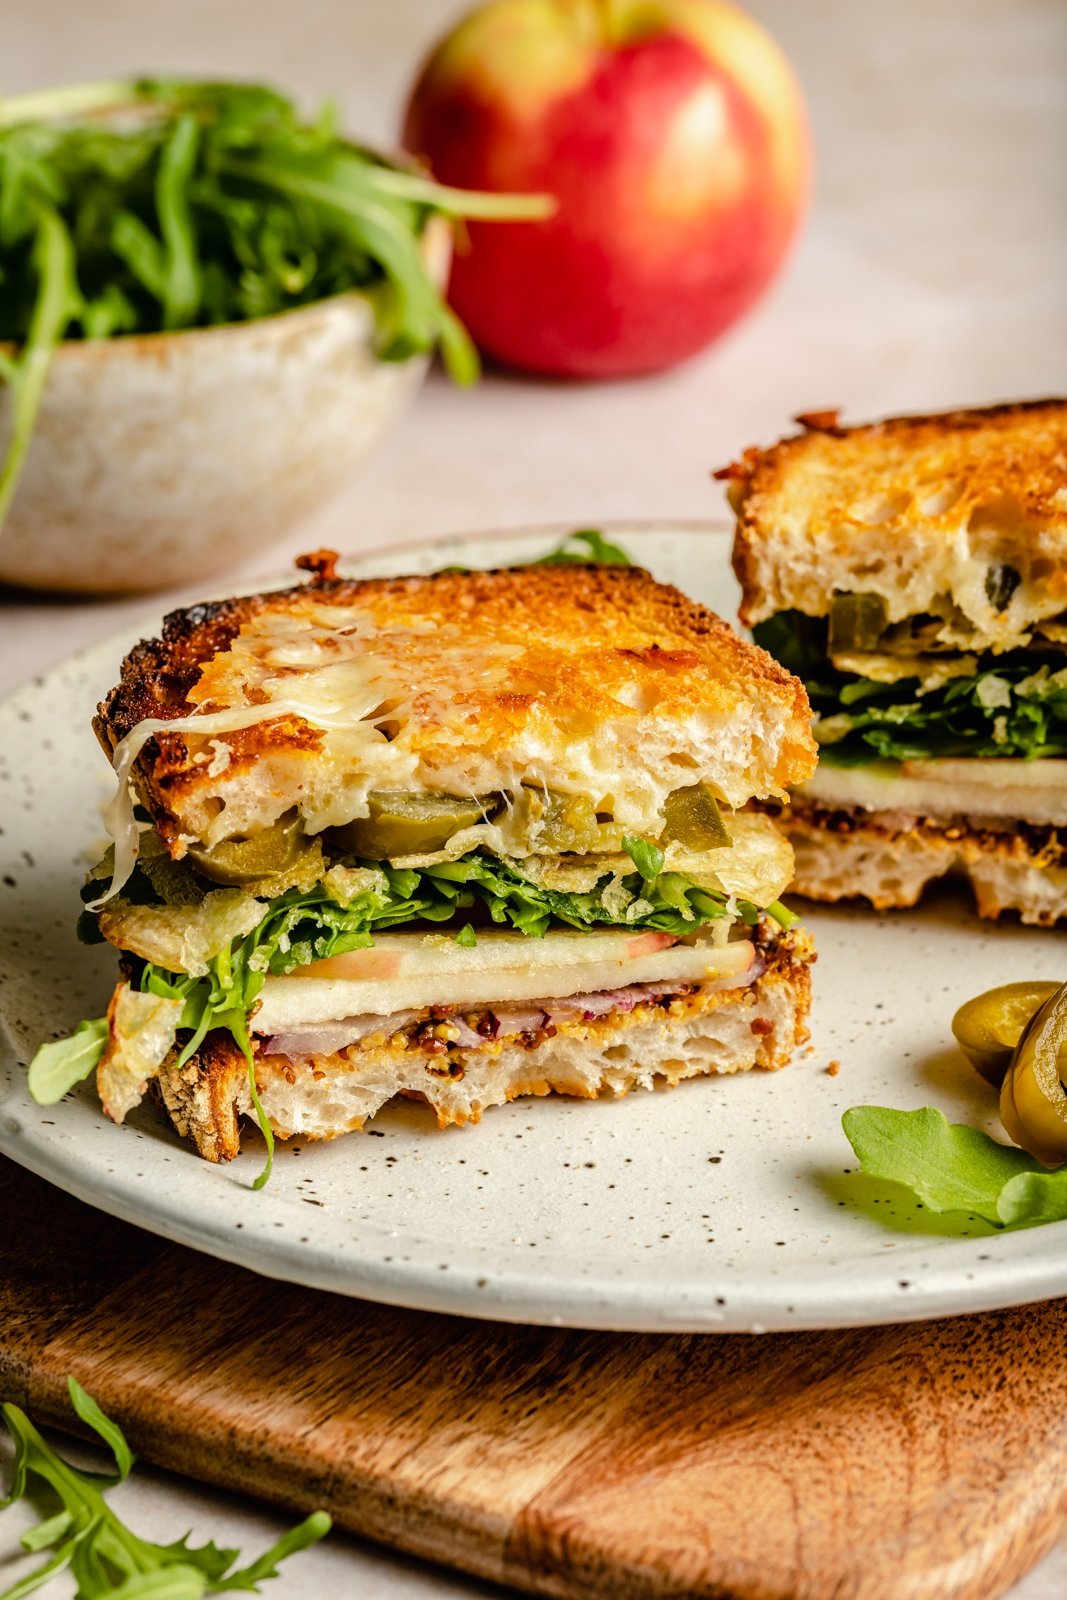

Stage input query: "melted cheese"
[
  {"left": 829, "top": 650, "right": 979, "bottom": 689},
  {"left": 253, "top": 926, "right": 752, "bottom": 1030},
  {"left": 799, "top": 758, "right": 1067, "bottom": 826},
  {"left": 93, "top": 606, "right": 520, "bottom": 906},
  {"left": 98, "top": 587, "right": 802, "bottom": 899}
]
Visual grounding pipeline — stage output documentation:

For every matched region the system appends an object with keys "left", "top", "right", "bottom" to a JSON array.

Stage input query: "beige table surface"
[{"left": 2, "top": 1, "right": 1066, "bottom": 1595}]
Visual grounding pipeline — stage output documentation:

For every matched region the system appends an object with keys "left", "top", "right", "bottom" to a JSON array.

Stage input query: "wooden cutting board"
[{"left": 2, "top": 1156, "right": 1067, "bottom": 1600}]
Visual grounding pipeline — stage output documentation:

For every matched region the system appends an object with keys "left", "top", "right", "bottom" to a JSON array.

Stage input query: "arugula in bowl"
[{"left": 0, "top": 76, "right": 551, "bottom": 530}]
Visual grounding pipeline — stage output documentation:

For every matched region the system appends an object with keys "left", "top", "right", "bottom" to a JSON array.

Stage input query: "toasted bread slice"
[
  {"left": 95, "top": 560, "right": 816, "bottom": 856},
  {"left": 779, "top": 803, "right": 1067, "bottom": 926},
  {"left": 144, "top": 928, "right": 814, "bottom": 1163},
  {"left": 722, "top": 401, "right": 1067, "bottom": 649}
]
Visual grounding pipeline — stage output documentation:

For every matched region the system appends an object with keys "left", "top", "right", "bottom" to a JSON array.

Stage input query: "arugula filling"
[{"left": 754, "top": 611, "right": 1067, "bottom": 764}]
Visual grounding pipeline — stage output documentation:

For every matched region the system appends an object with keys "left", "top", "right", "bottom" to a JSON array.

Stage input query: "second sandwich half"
[
  {"left": 76, "top": 558, "right": 817, "bottom": 1166},
  {"left": 724, "top": 401, "right": 1067, "bottom": 924}
]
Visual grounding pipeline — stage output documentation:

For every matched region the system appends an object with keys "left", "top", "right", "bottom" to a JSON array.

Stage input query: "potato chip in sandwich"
[
  {"left": 30, "top": 552, "right": 817, "bottom": 1179},
  {"left": 722, "top": 399, "right": 1067, "bottom": 923}
]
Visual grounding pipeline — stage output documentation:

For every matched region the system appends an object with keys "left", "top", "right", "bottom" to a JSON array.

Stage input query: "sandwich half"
[
  {"left": 722, "top": 399, "right": 1067, "bottom": 923},
  {"left": 35, "top": 554, "right": 817, "bottom": 1171}
]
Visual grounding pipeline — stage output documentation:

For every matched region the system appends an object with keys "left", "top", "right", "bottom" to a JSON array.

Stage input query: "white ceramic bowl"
[{"left": 0, "top": 218, "right": 449, "bottom": 595}]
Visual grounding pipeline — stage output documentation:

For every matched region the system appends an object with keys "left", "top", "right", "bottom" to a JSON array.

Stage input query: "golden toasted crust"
[
  {"left": 99, "top": 563, "right": 804, "bottom": 740},
  {"left": 95, "top": 562, "right": 816, "bottom": 850},
  {"left": 722, "top": 400, "right": 1067, "bottom": 639},
  {"left": 147, "top": 928, "right": 814, "bottom": 1163}
]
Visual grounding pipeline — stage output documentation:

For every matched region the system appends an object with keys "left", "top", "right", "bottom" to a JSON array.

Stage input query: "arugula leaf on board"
[
  {"left": 0, "top": 1377, "right": 330, "bottom": 1598},
  {"left": 842, "top": 1105, "right": 1067, "bottom": 1230}
]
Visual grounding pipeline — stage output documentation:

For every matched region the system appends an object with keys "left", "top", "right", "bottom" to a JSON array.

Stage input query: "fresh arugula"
[
  {"left": 0, "top": 76, "right": 550, "bottom": 531},
  {"left": 621, "top": 835, "right": 664, "bottom": 881},
  {"left": 842, "top": 1105, "right": 1067, "bottom": 1229},
  {"left": 26, "top": 1019, "right": 108, "bottom": 1105},
  {"left": 436, "top": 526, "right": 634, "bottom": 576},
  {"left": 0, "top": 1376, "right": 329, "bottom": 1598},
  {"left": 752, "top": 612, "right": 1067, "bottom": 763},
  {"left": 533, "top": 528, "right": 633, "bottom": 567}
]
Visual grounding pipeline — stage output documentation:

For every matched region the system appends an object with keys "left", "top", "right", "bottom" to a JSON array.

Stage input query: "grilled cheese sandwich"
[{"left": 34, "top": 552, "right": 818, "bottom": 1170}]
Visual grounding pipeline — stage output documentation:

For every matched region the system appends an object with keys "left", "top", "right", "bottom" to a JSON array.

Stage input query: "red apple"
[{"left": 403, "top": 0, "right": 810, "bottom": 378}]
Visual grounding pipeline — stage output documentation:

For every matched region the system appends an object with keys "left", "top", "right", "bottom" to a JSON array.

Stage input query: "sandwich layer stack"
[
  {"left": 81, "top": 557, "right": 817, "bottom": 1163},
  {"left": 724, "top": 400, "right": 1067, "bottom": 923}
]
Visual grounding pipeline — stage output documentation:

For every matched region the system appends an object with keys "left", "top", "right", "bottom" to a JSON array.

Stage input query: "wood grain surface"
[{"left": 1, "top": 1156, "right": 1066, "bottom": 1600}]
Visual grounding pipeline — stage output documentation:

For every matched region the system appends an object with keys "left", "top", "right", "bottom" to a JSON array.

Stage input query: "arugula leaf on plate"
[
  {"left": 842, "top": 1105, "right": 1067, "bottom": 1230},
  {"left": 26, "top": 1018, "right": 108, "bottom": 1105},
  {"left": 435, "top": 526, "right": 634, "bottom": 577}
]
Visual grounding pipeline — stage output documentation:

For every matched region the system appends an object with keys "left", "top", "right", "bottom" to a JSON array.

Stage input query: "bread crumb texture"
[{"left": 783, "top": 804, "right": 1067, "bottom": 925}]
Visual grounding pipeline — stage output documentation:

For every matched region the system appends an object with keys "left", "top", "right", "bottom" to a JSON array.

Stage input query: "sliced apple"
[{"left": 255, "top": 927, "right": 756, "bottom": 1031}]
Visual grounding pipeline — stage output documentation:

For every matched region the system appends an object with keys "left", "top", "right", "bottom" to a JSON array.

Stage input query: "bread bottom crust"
[
  {"left": 152, "top": 928, "right": 814, "bottom": 1164},
  {"left": 784, "top": 805, "right": 1067, "bottom": 924}
]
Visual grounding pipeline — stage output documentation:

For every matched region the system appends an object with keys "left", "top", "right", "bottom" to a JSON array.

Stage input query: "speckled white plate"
[{"left": 2, "top": 525, "right": 1066, "bottom": 1333}]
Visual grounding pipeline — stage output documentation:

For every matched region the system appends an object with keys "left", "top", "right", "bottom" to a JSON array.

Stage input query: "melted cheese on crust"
[
  {"left": 96, "top": 570, "right": 816, "bottom": 899},
  {"left": 185, "top": 599, "right": 765, "bottom": 829}
]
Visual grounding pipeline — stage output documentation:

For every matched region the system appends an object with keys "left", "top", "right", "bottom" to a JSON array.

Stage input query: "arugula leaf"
[
  {"left": 0, "top": 1382, "right": 330, "bottom": 1597},
  {"left": 996, "top": 1169, "right": 1067, "bottom": 1227},
  {"left": 0, "top": 202, "right": 80, "bottom": 531},
  {"left": 155, "top": 114, "right": 201, "bottom": 329},
  {"left": 436, "top": 527, "right": 633, "bottom": 578},
  {"left": 19, "top": 1512, "right": 75, "bottom": 1554},
  {"left": 67, "top": 1379, "right": 135, "bottom": 1483},
  {"left": 534, "top": 528, "right": 633, "bottom": 566},
  {"left": 621, "top": 835, "right": 664, "bottom": 883},
  {"left": 841, "top": 1105, "right": 1067, "bottom": 1231},
  {"left": 211, "top": 1513, "right": 331, "bottom": 1593},
  {"left": 105, "top": 1571, "right": 208, "bottom": 1598},
  {"left": 753, "top": 612, "right": 1067, "bottom": 763},
  {"left": 0, "top": 77, "right": 552, "bottom": 531},
  {"left": 26, "top": 1017, "right": 107, "bottom": 1104},
  {"left": 763, "top": 899, "right": 799, "bottom": 931}
]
